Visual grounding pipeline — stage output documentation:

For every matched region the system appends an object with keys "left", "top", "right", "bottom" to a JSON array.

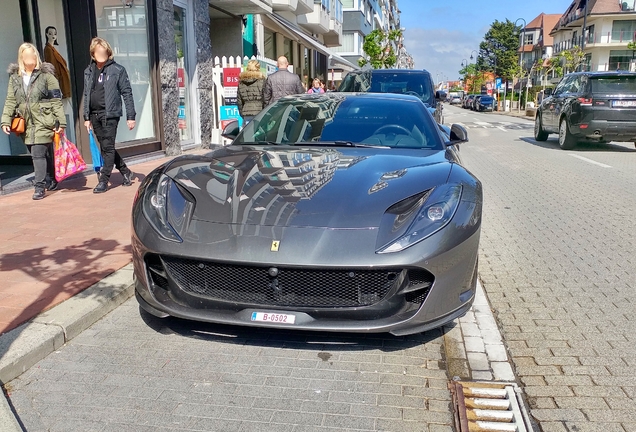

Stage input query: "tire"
[
  {"left": 558, "top": 117, "right": 577, "bottom": 150},
  {"left": 534, "top": 114, "right": 549, "bottom": 141}
]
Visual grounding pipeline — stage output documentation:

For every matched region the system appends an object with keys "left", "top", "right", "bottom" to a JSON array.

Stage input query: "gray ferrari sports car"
[{"left": 132, "top": 93, "right": 482, "bottom": 336}]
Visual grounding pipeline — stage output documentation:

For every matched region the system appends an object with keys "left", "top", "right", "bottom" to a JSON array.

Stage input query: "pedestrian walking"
[
  {"left": 237, "top": 59, "right": 265, "bottom": 125},
  {"left": 263, "top": 56, "right": 304, "bottom": 106},
  {"left": 1, "top": 43, "right": 65, "bottom": 200},
  {"left": 83, "top": 37, "right": 135, "bottom": 194},
  {"left": 306, "top": 78, "right": 325, "bottom": 94}
]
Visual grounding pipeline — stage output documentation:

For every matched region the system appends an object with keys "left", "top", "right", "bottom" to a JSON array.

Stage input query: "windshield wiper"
[
  {"left": 238, "top": 141, "right": 280, "bottom": 146},
  {"left": 295, "top": 141, "right": 387, "bottom": 149}
]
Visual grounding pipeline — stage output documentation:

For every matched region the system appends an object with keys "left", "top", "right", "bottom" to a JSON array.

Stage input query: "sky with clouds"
[{"left": 399, "top": 0, "right": 575, "bottom": 82}]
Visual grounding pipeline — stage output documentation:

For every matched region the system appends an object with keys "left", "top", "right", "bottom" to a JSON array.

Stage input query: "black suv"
[
  {"left": 535, "top": 71, "right": 636, "bottom": 149},
  {"left": 338, "top": 69, "right": 444, "bottom": 124}
]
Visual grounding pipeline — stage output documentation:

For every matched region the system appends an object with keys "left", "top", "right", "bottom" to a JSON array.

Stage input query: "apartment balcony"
[
  {"left": 209, "top": 0, "right": 272, "bottom": 15},
  {"left": 272, "top": 0, "right": 313, "bottom": 14},
  {"left": 298, "top": 1, "right": 330, "bottom": 34},
  {"left": 585, "top": 30, "right": 636, "bottom": 47},
  {"left": 323, "top": 16, "right": 343, "bottom": 47}
]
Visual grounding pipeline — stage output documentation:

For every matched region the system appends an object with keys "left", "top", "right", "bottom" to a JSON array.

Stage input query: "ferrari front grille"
[{"left": 159, "top": 256, "right": 400, "bottom": 308}]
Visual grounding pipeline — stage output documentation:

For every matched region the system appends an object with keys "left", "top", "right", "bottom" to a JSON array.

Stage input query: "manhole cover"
[{"left": 448, "top": 381, "right": 534, "bottom": 431}]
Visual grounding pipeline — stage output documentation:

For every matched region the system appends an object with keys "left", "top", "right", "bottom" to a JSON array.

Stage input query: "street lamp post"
[
  {"left": 461, "top": 59, "right": 468, "bottom": 91},
  {"left": 470, "top": 50, "right": 478, "bottom": 93},
  {"left": 515, "top": 18, "right": 527, "bottom": 113}
]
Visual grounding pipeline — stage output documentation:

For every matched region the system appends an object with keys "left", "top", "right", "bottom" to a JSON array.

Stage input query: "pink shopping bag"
[{"left": 54, "top": 132, "right": 87, "bottom": 182}]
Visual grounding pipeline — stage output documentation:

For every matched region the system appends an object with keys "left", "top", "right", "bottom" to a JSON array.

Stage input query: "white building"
[{"left": 550, "top": 0, "right": 636, "bottom": 73}]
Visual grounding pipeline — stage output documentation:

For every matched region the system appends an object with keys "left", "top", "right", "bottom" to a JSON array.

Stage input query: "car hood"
[{"left": 164, "top": 145, "right": 452, "bottom": 229}]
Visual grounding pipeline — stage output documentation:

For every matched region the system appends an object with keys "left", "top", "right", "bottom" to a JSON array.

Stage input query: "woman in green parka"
[{"left": 1, "top": 43, "right": 66, "bottom": 200}]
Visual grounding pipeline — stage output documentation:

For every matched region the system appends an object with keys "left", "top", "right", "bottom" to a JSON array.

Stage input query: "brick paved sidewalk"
[{"left": 0, "top": 154, "right": 178, "bottom": 335}]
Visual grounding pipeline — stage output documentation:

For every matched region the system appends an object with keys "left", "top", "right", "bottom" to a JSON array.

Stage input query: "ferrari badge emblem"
[{"left": 271, "top": 240, "right": 280, "bottom": 252}]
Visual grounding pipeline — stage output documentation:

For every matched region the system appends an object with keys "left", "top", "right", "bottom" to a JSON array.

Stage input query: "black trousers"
[
  {"left": 28, "top": 143, "right": 55, "bottom": 189},
  {"left": 90, "top": 114, "right": 130, "bottom": 183}
]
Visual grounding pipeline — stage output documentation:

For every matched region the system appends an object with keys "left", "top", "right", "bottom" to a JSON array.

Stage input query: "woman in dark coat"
[
  {"left": 83, "top": 37, "right": 136, "bottom": 194},
  {"left": 1, "top": 43, "right": 65, "bottom": 200},
  {"left": 237, "top": 60, "right": 265, "bottom": 125}
]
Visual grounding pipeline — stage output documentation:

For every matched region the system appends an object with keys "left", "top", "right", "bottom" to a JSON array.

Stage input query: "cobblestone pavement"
[
  {"left": 6, "top": 298, "right": 456, "bottom": 432},
  {"left": 447, "top": 105, "right": 636, "bottom": 432}
]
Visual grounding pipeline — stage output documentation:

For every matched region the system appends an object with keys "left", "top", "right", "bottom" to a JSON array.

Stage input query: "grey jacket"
[
  {"left": 263, "top": 70, "right": 304, "bottom": 106},
  {"left": 83, "top": 59, "right": 136, "bottom": 121}
]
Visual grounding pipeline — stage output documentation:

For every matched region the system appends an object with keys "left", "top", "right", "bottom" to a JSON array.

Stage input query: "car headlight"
[
  {"left": 377, "top": 185, "right": 462, "bottom": 254},
  {"left": 142, "top": 172, "right": 195, "bottom": 242}
]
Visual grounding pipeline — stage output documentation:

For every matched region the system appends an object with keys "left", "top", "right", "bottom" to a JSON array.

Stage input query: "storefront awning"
[{"left": 265, "top": 14, "right": 359, "bottom": 72}]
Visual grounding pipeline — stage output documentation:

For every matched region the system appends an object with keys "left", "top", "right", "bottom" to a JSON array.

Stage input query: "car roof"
[
  {"left": 565, "top": 71, "right": 636, "bottom": 77},
  {"left": 351, "top": 69, "right": 432, "bottom": 77},
  {"left": 277, "top": 92, "right": 426, "bottom": 104}
]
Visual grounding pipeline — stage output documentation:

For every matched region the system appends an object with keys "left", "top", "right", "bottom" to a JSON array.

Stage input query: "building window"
[
  {"left": 524, "top": 34, "right": 534, "bottom": 45},
  {"left": 94, "top": 0, "right": 155, "bottom": 143},
  {"left": 332, "top": 32, "right": 355, "bottom": 53},
  {"left": 612, "top": 20, "right": 636, "bottom": 42},
  {"left": 609, "top": 50, "right": 633, "bottom": 70},
  {"left": 342, "top": 0, "right": 354, "bottom": 8},
  {"left": 264, "top": 28, "right": 275, "bottom": 60}
]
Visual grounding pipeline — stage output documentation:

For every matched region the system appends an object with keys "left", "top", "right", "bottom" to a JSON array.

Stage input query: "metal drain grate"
[{"left": 449, "top": 381, "right": 534, "bottom": 432}]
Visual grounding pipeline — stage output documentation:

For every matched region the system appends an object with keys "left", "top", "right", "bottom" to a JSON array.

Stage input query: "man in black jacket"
[
  {"left": 83, "top": 37, "right": 135, "bottom": 193},
  {"left": 263, "top": 56, "right": 304, "bottom": 106}
]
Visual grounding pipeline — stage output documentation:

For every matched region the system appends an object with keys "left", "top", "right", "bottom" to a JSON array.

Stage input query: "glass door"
[{"left": 174, "top": 2, "right": 192, "bottom": 145}]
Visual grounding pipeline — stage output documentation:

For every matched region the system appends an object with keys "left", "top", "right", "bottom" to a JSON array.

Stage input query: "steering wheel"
[
  {"left": 404, "top": 91, "right": 421, "bottom": 97},
  {"left": 373, "top": 124, "right": 412, "bottom": 136}
]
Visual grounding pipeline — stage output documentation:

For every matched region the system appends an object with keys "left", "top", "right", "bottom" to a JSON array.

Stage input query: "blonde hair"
[
  {"left": 89, "top": 37, "right": 114, "bottom": 61},
  {"left": 246, "top": 59, "right": 260, "bottom": 72},
  {"left": 17, "top": 43, "right": 42, "bottom": 75}
]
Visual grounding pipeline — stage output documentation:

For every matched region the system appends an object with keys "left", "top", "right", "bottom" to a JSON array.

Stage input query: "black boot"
[
  {"left": 93, "top": 181, "right": 109, "bottom": 194},
  {"left": 122, "top": 171, "right": 133, "bottom": 186},
  {"left": 32, "top": 187, "right": 45, "bottom": 200},
  {"left": 46, "top": 178, "right": 59, "bottom": 191}
]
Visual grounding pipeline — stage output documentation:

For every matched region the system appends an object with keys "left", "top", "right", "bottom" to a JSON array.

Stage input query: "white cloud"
[{"left": 403, "top": 28, "right": 483, "bottom": 82}]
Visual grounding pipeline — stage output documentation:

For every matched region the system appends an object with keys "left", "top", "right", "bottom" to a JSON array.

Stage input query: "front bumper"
[{"left": 132, "top": 201, "right": 481, "bottom": 336}]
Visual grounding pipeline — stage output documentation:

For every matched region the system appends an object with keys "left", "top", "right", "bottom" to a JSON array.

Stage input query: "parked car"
[
  {"left": 475, "top": 95, "right": 495, "bottom": 112},
  {"left": 463, "top": 94, "right": 477, "bottom": 109},
  {"left": 535, "top": 71, "right": 636, "bottom": 149},
  {"left": 450, "top": 96, "right": 462, "bottom": 105},
  {"left": 132, "top": 92, "right": 482, "bottom": 336},
  {"left": 338, "top": 69, "right": 445, "bottom": 125}
]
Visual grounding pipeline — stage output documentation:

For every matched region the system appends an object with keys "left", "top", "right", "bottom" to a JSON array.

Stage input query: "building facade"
[
  {"left": 550, "top": 0, "right": 636, "bottom": 73},
  {"left": 519, "top": 13, "right": 561, "bottom": 86},
  {"left": 333, "top": 0, "right": 403, "bottom": 69}
]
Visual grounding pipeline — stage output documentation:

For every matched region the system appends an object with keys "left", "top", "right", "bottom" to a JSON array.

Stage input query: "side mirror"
[
  {"left": 449, "top": 124, "right": 468, "bottom": 145},
  {"left": 221, "top": 119, "right": 239, "bottom": 140},
  {"left": 544, "top": 88, "right": 553, "bottom": 97},
  {"left": 435, "top": 90, "right": 442, "bottom": 100}
]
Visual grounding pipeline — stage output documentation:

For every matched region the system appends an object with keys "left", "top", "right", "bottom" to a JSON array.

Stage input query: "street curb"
[
  {"left": 0, "top": 264, "right": 135, "bottom": 429},
  {"left": 1, "top": 390, "right": 22, "bottom": 432}
]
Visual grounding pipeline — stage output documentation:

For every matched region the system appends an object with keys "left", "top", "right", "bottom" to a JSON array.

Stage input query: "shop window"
[
  {"left": 264, "top": 28, "right": 275, "bottom": 60},
  {"left": 94, "top": 0, "right": 155, "bottom": 143}
]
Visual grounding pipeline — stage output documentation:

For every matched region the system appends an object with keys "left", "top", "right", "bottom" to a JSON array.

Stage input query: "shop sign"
[
  {"left": 220, "top": 105, "right": 243, "bottom": 129},
  {"left": 223, "top": 68, "right": 241, "bottom": 87},
  {"left": 178, "top": 68, "right": 185, "bottom": 87},
  {"left": 224, "top": 87, "right": 238, "bottom": 105}
]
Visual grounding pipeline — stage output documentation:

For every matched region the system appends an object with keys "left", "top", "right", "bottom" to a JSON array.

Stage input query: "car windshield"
[
  {"left": 480, "top": 97, "right": 494, "bottom": 103},
  {"left": 591, "top": 76, "right": 636, "bottom": 94},
  {"left": 234, "top": 96, "right": 443, "bottom": 150},
  {"left": 338, "top": 72, "right": 434, "bottom": 105}
]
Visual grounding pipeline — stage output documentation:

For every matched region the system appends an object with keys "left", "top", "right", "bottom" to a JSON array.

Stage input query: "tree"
[
  {"left": 477, "top": 19, "right": 521, "bottom": 80},
  {"left": 358, "top": 29, "right": 403, "bottom": 69},
  {"left": 559, "top": 46, "right": 586, "bottom": 73},
  {"left": 628, "top": 41, "right": 636, "bottom": 69},
  {"left": 459, "top": 63, "right": 489, "bottom": 93}
]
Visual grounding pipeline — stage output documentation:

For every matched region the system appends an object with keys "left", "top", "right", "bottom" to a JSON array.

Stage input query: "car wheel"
[
  {"left": 534, "top": 114, "right": 549, "bottom": 141},
  {"left": 558, "top": 117, "right": 577, "bottom": 150}
]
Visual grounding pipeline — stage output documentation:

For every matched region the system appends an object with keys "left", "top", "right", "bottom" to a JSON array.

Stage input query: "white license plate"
[
  {"left": 251, "top": 312, "right": 296, "bottom": 324},
  {"left": 612, "top": 100, "right": 636, "bottom": 107}
]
